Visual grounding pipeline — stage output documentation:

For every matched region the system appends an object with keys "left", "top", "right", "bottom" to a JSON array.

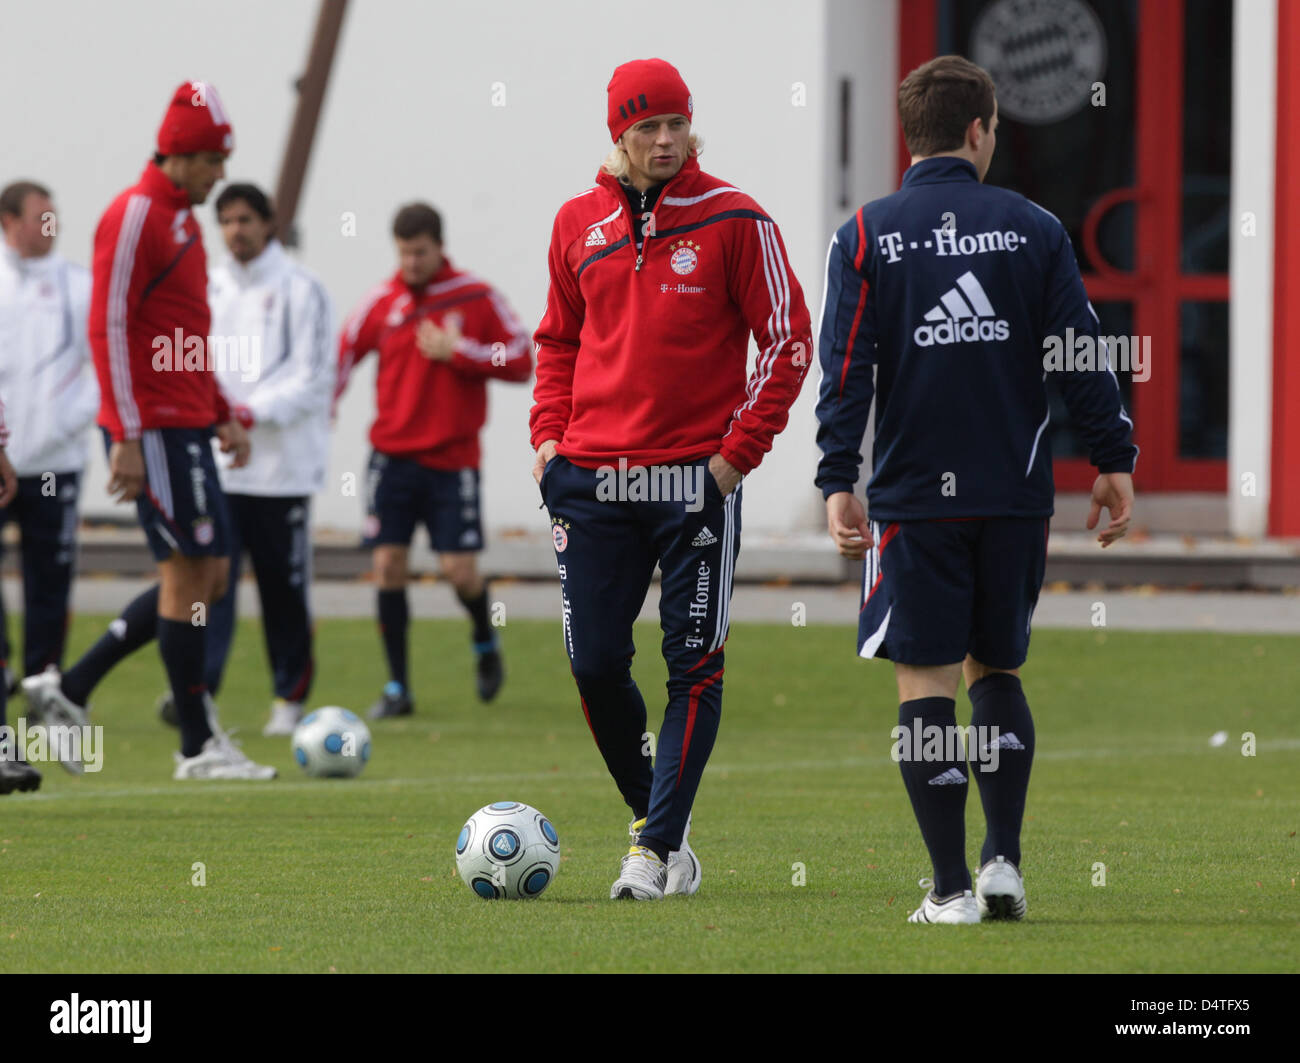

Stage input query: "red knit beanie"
[
  {"left": 606, "top": 59, "right": 693, "bottom": 143},
  {"left": 156, "top": 81, "right": 234, "bottom": 156}
]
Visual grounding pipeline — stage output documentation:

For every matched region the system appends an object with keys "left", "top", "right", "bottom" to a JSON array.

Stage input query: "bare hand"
[
  {"left": 1086, "top": 472, "right": 1134, "bottom": 547},
  {"left": 215, "top": 420, "right": 251, "bottom": 469},
  {"left": 826, "top": 491, "right": 872, "bottom": 560},
  {"left": 107, "top": 439, "right": 145, "bottom": 502},
  {"left": 0, "top": 448, "right": 17, "bottom": 507},
  {"left": 707, "top": 454, "right": 742, "bottom": 496},
  {"left": 533, "top": 439, "right": 558, "bottom": 484},
  {"left": 417, "top": 317, "right": 461, "bottom": 362}
]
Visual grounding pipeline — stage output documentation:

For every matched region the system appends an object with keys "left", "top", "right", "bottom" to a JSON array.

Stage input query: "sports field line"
[{"left": 15, "top": 737, "right": 1298, "bottom": 802}]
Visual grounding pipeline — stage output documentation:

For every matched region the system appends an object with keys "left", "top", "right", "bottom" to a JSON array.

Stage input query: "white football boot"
[
  {"left": 262, "top": 698, "right": 303, "bottom": 737},
  {"left": 20, "top": 667, "right": 88, "bottom": 774},
  {"left": 907, "top": 878, "right": 981, "bottom": 924},
  {"left": 975, "top": 855, "right": 1027, "bottom": 920},
  {"left": 628, "top": 816, "right": 702, "bottom": 896},
  {"left": 173, "top": 732, "right": 277, "bottom": 781},
  {"left": 610, "top": 845, "right": 668, "bottom": 900},
  {"left": 665, "top": 816, "right": 702, "bottom": 896}
]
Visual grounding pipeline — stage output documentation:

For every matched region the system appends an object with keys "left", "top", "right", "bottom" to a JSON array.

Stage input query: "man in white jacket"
[
  {"left": 158, "top": 183, "right": 333, "bottom": 736},
  {"left": 0, "top": 180, "right": 98, "bottom": 697}
]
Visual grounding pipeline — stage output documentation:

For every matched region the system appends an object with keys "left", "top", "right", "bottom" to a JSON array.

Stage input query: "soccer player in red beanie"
[
  {"left": 532, "top": 58, "right": 812, "bottom": 899},
  {"left": 23, "top": 81, "right": 276, "bottom": 779}
]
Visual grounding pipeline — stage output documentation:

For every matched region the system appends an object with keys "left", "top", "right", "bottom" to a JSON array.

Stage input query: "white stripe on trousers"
[{"left": 709, "top": 490, "right": 738, "bottom": 653}]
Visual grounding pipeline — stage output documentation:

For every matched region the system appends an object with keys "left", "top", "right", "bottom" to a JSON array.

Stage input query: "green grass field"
[{"left": 0, "top": 613, "right": 1296, "bottom": 973}]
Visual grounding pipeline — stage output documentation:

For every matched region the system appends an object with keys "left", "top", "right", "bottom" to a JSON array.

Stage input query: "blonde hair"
[{"left": 601, "top": 132, "right": 704, "bottom": 181}]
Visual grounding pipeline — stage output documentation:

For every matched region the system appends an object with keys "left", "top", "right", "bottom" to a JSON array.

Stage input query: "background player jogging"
[
  {"left": 815, "top": 55, "right": 1136, "bottom": 924},
  {"left": 336, "top": 202, "right": 531, "bottom": 720},
  {"left": 531, "top": 58, "right": 812, "bottom": 900}
]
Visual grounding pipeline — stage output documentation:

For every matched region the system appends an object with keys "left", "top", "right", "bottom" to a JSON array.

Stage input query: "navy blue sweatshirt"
[{"left": 815, "top": 157, "right": 1137, "bottom": 519}]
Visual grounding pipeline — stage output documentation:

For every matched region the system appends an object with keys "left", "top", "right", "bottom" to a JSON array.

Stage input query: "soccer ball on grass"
[
  {"left": 291, "top": 707, "right": 372, "bottom": 778},
  {"left": 455, "top": 801, "right": 560, "bottom": 899}
]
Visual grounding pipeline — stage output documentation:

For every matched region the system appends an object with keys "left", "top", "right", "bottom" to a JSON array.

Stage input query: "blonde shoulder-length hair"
[{"left": 601, "top": 132, "right": 704, "bottom": 182}]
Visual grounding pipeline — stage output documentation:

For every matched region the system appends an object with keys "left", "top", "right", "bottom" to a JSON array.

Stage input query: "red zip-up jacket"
[
  {"left": 530, "top": 155, "right": 812, "bottom": 474},
  {"left": 89, "top": 162, "right": 229, "bottom": 442},
  {"left": 336, "top": 258, "right": 532, "bottom": 470}
]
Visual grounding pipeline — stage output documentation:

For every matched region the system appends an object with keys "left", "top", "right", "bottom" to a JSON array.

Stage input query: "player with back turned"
[{"left": 815, "top": 55, "right": 1136, "bottom": 923}]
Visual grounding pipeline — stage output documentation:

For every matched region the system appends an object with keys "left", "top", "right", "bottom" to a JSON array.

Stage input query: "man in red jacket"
[
  {"left": 531, "top": 58, "right": 812, "bottom": 899},
  {"left": 337, "top": 203, "right": 531, "bottom": 719},
  {"left": 23, "top": 81, "right": 274, "bottom": 780}
]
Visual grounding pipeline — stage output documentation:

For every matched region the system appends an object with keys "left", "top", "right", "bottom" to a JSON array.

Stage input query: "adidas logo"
[
  {"left": 585, "top": 226, "right": 607, "bottom": 247},
  {"left": 986, "top": 731, "right": 1026, "bottom": 752},
  {"left": 691, "top": 526, "right": 718, "bottom": 547},
  {"left": 927, "top": 767, "right": 968, "bottom": 786},
  {"left": 913, "top": 270, "right": 1010, "bottom": 346}
]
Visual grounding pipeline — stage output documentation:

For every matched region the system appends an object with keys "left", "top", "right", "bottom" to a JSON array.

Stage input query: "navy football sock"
[
  {"left": 376, "top": 588, "right": 409, "bottom": 691},
  {"left": 157, "top": 617, "right": 214, "bottom": 759},
  {"left": 456, "top": 585, "right": 493, "bottom": 646},
  {"left": 968, "top": 673, "right": 1036, "bottom": 868},
  {"left": 62, "top": 585, "right": 160, "bottom": 707},
  {"left": 896, "top": 696, "right": 970, "bottom": 897}
]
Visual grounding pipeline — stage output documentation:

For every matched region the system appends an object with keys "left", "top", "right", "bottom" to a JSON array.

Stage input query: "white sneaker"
[
  {"left": 610, "top": 846, "right": 667, "bottom": 900},
  {"left": 628, "top": 816, "right": 702, "bottom": 896},
  {"left": 21, "top": 667, "right": 88, "bottom": 774},
  {"left": 976, "top": 855, "right": 1027, "bottom": 920},
  {"left": 21, "top": 667, "right": 88, "bottom": 729},
  {"left": 173, "top": 733, "right": 277, "bottom": 780},
  {"left": 665, "top": 816, "right": 702, "bottom": 896},
  {"left": 907, "top": 878, "right": 980, "bottom": 924},
  {"left": 262, "top": 699, "right": 303, "bottom": 737}
]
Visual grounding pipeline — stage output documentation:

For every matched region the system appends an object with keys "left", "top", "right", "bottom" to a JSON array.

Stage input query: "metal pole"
[{"left": 273, "top": 0, "right": 349, "bottom": 248}]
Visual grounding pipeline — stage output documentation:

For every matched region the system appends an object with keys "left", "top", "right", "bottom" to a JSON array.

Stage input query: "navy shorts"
[
  {"left": 363, "top": 451, "right": 483, "bottom": 553},
  {"left": 104, "top": 427, "right": 231, "bottom": 562},
  {"left": 858, "top": 517, "right": 1050, "bottom": 670}
]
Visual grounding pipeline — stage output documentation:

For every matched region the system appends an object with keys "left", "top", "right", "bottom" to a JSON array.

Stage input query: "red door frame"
[{"left": 897, "top": 0, "right": 1229, "bottom": 494}]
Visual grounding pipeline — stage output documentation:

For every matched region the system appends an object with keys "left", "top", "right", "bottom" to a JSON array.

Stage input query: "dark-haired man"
[
  {"left": 155, "top": 182, "right": 333, "bottom": 736},
  {"left": 337, "top": 202, "right": 531, "bottom": 718},
  {"left": 23, "top": 81, "right": 275, "bottom": 779},
  {"left": 0, "top": 180, "right": 98, "bottom": 701},
  {"left": 816, "top": 55, "right": 1135, "bottom": 923}
]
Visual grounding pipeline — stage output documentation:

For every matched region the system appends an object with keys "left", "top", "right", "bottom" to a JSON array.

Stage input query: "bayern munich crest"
[
  {"left": 551, "top": 517, "right": 570, "bottom": 553},
  {"left": 669, "top": 239, "right": 700, "bottom": 275},
  {"left": 970, "top": 0, "right": 1107, "bottom": 125}
]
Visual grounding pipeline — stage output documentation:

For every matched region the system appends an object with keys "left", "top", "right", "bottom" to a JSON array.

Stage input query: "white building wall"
[
  {"left": 1229, "top": 0, "right": 1277, "bottom": 538},
  {"left": 3, "top": 0, "right": 898, "bottom": 538}
]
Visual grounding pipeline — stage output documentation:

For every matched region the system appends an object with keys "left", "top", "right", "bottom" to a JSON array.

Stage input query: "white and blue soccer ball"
[
  {"left": 291, "top": 707, "right": 372, "bottom": 778},
  {"left": 455, "top": 802, "right": 560, "bottom": 899}
]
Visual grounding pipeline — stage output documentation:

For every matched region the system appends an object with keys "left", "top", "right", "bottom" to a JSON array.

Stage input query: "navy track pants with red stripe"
[{"left": 539, "top": 455, "right": 740, "bottom": 853}]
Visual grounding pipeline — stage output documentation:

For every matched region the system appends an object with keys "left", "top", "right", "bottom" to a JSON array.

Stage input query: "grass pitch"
[{"left": 0, "top": 611, "right": 1296, "bottom": 973}]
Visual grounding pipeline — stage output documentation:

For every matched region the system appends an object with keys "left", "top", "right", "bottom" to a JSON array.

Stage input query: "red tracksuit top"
[
  {"left": 89, "top": 162, "right": 229, "bottom": 442},
  {"left": 530, "top": 155, "right": 812, "bottom": 474},
  {"left": 336, "top": 258, "right": 532, "bottom": 470}
]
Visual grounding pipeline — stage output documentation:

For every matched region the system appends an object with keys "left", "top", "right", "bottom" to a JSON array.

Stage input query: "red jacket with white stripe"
[
  {"left": 89, "top": 163, "right": 229, "bottom": 442},
  {"left": 336, "top": 258, "right": 532, "bottom": 469},
  {"left": 530, "top": 155, "right": 812, "bottom": 474}
]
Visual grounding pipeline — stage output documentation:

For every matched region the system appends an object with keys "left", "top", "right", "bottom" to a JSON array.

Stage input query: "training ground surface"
[{"left": 0, "top": 616, "right": 1296, "bottom": 973}]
